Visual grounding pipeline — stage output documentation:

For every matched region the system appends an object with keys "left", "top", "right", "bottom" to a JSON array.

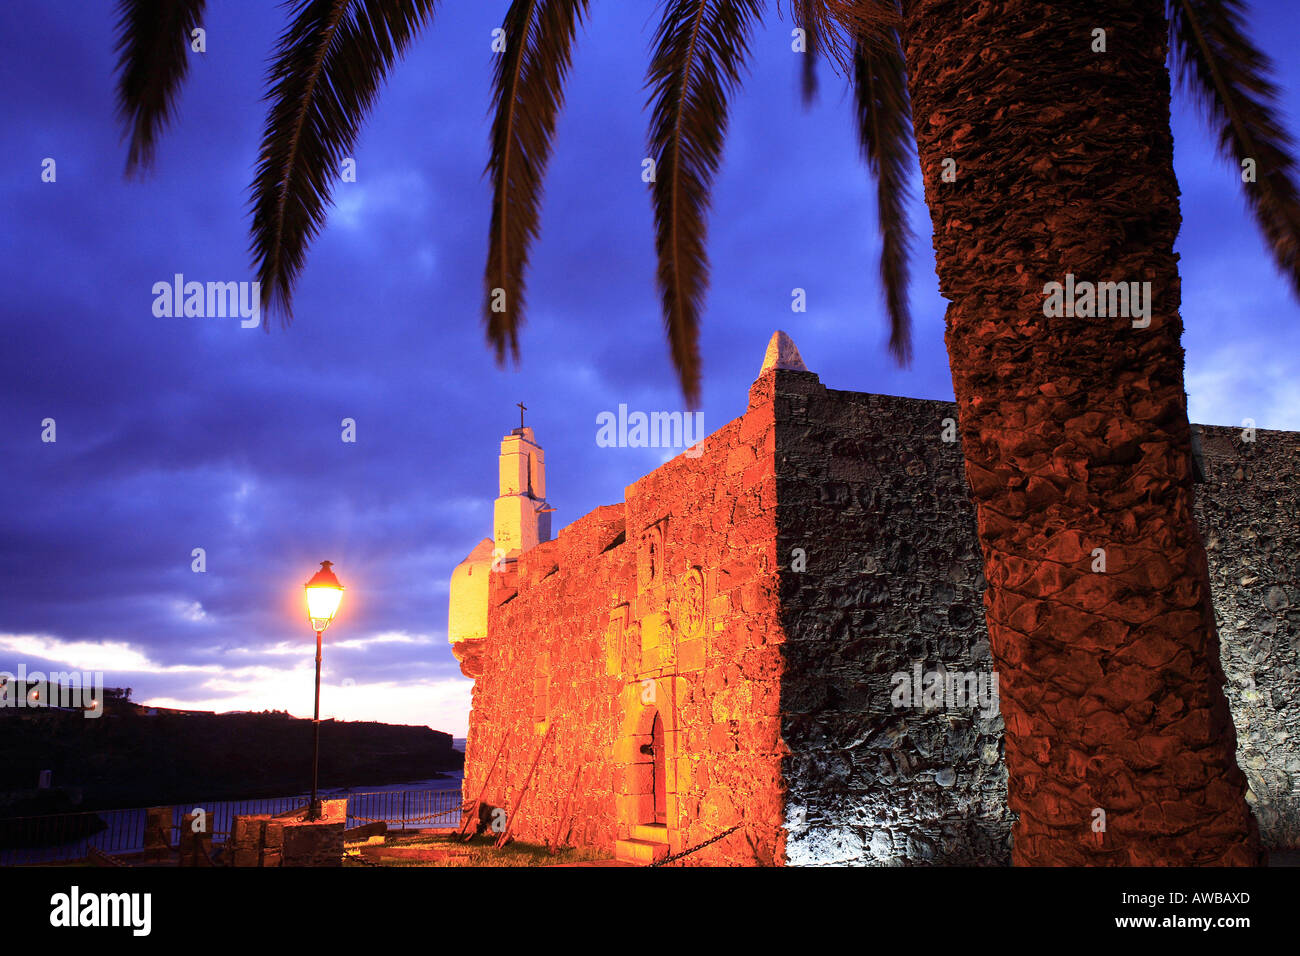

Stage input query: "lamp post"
[{"left": 304, "top": 560, "right": 344, "bottom": 821}]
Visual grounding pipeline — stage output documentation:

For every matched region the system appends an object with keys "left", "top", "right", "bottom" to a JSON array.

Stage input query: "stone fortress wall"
[
  {"left": 463, "top": 402, "right": 788, "bottom": 865},
  {"left": 773, "top": 371, "right": 1015, "bottom": 864},
  {"left": 1193, "top": 423, "right": 1300, "bottom": 849},
  {"left": 774, "top": 367, "right": 1299, "bottom": 864},
  {"left": 455, "top": 336, "right": 1299, "bottom": 864}
]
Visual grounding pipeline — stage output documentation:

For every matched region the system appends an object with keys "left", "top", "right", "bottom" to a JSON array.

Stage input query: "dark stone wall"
[
  {"left": 774, "top": 369, "right": 1299, "bottom": 864},
  {"left": 1193, "top": 424, "right": 1300, "bottom": 850},
  {"left": 773, "top": 370, "right": 1013, "bottom": 865}
]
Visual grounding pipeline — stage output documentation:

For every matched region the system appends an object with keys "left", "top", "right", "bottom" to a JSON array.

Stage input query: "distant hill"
[{"left": 1, "top": 698, "right": 463, "bottom": 814}]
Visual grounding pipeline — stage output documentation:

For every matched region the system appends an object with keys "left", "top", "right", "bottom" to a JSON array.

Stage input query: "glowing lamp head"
[{"left": 305, "top": 560, "right": 344, "bottom": 632}]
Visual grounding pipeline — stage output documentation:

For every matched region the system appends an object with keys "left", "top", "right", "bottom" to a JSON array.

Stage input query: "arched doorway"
[
  {"left": 614, "top": 680, "right": 682, "bottom": 863},
  {"left": 649, "top": 711, "right": 666, "bottom": 825},
  {"left": 635, "top": 708, "right": 667, "bottom": 825}
]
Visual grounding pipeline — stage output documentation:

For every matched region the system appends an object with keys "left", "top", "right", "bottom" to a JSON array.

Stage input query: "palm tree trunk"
[{"left": 899, "top": 0, "right": 1262, "bottom": 865}]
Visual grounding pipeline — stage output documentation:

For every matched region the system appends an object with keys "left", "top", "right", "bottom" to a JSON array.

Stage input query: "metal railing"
[
  {"left": 0, "top": 806, "right": 147, "bottom": 867},
  {"left": 345, "top": 788, "right": 462, "bottom": 830},
  {"left": 0, "top": 787, "right": 462, "bottom": 865}
]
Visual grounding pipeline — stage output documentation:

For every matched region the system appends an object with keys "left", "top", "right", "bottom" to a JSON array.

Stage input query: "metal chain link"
[
  {"left": 649, "top": 824, "right": 743, "bottom": 867},
  {"left": 87, "top": 846, "right": 130, "bottom": 867},
  {"left": 348, "top": 812, "right": 454, "bottom": 824}
]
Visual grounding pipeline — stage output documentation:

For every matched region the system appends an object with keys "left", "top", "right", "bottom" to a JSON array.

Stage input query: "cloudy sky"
[{"left": 2, "top": 2, "right": 1298, "bottom": 737}]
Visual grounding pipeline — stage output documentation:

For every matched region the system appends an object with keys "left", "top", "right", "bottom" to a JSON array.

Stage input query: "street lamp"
[{"left": 304, "top": 560, "right": 344, "bottom": 820}]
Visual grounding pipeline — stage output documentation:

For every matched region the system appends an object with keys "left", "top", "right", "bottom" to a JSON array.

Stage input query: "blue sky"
[{"left": 2, "top": 2, "right": 1298, "bottom": 736}]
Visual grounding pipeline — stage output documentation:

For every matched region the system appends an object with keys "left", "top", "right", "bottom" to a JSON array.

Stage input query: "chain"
[
  {"left": 348, "top": 812, "right": 455, "bottom": 824},
  {"left": 87, "top": 846, "right": 130, "bottom": 867},
  {"left": 649, "top": 824, "right": 742, "bottom": 867}
]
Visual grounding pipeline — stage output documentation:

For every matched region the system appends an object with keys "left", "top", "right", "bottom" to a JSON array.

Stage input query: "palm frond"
[
  {"left": 1169, "top": 0, "right": 1300, "bottom": 297},
  {"left": 485, "top": 0, "right": 590, "bottom": 365},
  {"left": 824, "top": 0, "right": 899, "bottom": 37},
  {"left": 852, "top": 22, "right": 914, "bottom": 364},
  {"left": 249, "top": 0, "right": 438, "bottom": 324},
  {"left": 114, "top": 0, "right": 208, "bottom": 176},
  {"left": 646, "top": 0, "right": 765, "bottom": 407},
  {"left": 795, "top": 0, "right": 819, "bottom": 106},
  {"left": 784, "top": 0, "right": 899, "bottom": 76}
]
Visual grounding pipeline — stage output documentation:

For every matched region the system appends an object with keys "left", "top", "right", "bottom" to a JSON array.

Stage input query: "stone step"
[
  {"left": 631, "top": 824, "right": 669, "bottom": 845},
  {"left": 615, "top": 838, "right": 668, "bottom": 865}
]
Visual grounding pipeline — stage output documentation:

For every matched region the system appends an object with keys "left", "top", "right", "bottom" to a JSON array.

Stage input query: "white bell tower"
[
  {"left": 493, "top": 409, "right": 552, "bottom": 558},
  {"left": 448, "top": 409, "right": 554, "bottom": 677}
]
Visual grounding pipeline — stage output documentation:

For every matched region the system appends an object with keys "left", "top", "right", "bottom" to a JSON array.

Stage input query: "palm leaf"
[
  {"left": 795, "top": 0, "right": 818, "bottom": 106},
  {"left": 1169, "top": 0, "right": 1300, "bottom": 297},
  {"left": 646, "top": 0, "right": 765, "bottom": 406},
  {"left": 249, "top": 0, "right": 438, "bottom": 323},
  {"left": 114, "top": 0, "right": 208, "bottom": 175},
  {"left": 852, "top": 22, "right": 914, "bottom": 364},
  {"left": 485, "top": 0, "right": 590, "bottom": 365}
]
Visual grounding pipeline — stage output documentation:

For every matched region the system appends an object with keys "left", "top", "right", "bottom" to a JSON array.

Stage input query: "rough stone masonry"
[{"left": 452, "top": 331, "right": 1299, "bottom": 865}]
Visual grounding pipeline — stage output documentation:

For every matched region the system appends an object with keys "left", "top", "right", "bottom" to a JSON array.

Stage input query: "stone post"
[{"left": 143, "top": 806, "right": 174, "bottom": 863}]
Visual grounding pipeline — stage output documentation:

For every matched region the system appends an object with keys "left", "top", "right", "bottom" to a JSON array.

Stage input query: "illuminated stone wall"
[{"left": 463, "top": 400, "right": 787, "bottom": 865}]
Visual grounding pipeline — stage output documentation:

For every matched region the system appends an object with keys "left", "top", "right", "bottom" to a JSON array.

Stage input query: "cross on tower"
[{"left": 516, "top": 401, "right": 527, "bottom": 430}]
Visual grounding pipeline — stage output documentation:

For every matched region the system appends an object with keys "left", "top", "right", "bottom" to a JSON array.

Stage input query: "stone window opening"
[{"left": 637, "top": 523, "right": 666, "bottom": 592}]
